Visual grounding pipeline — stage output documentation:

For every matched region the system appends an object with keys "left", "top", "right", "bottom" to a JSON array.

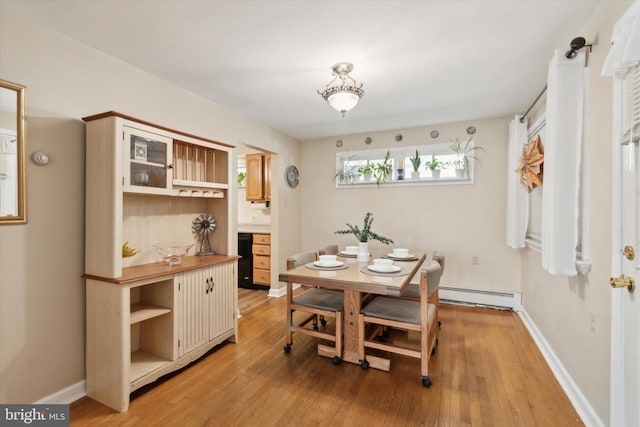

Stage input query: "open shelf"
[
  {"left": 130, "top": 350, "right": 171, "bottom": 382},
  {"left": 130, "top": 303, "right": 171, "bottom": 324}
]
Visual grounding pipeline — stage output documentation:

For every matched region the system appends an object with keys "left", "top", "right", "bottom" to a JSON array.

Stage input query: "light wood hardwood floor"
[{"left": 70, "top": 297, "right": 583, "bottom": 426}]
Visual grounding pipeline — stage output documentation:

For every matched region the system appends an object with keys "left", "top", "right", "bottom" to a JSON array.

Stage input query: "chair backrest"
[
  {"left": 286, "top": 251, "right": 317, "bottom": 269},
  {"left": 422, "top": 261, "right": 442, "bottom": 297},
  {"left": 432, "top": 251, "right": 445, "bottom": 276},
  {"left": 318, "top": 245, "right": 339, "bottom": 256}
]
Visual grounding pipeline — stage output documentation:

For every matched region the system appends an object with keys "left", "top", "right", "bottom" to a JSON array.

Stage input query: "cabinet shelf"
[
  {"left": 130, "top": 303, "right": 171, "bottom": 324},
  {"left": 130, "top": 158, "right": 166, "bottom": 169},
  {"left": 173, "top": 179, "right": 229, "bottom": 190},
  {"left": 130, "top": 350, "right": 171, "bottom": 382}
]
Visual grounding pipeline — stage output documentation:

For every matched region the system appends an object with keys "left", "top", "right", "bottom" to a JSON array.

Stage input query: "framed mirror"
[{"left": 0, "top": 79, "right": 26, "bottom": 224}]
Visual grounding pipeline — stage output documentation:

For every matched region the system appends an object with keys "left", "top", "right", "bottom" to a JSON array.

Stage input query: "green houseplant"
[
  {"left": 357, "top": 163, "right": 374, "bottom": 181},
  {"left": 335, "top": 212, "right": 394, "bottom": 244},
  {"left": 449, "top": 137, "right": 484, "bottom": 178},
  {"left": 373, "top": 150, "right": 393, "bottom": 184},
  {"left": 237, "top": 171, "right": 246, "bottom": 187},
  {"left": 409, "top": 150, "right": 422, "bottom": 179},
  {"left": 426, "top": 156, "right": 444, "bottom": 179}
]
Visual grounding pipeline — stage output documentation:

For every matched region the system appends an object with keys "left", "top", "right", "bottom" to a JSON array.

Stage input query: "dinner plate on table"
[
  {"left": 386, "top": 253, "right": 418, "bottom": 261},
  {"left": 338, "top": 251, "right": 358, "bottom": 258},
  {"left": 367, "top": 264, "right": 402, "bottom": 273}
]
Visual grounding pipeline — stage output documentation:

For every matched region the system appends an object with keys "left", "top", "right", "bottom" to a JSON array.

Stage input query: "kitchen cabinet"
[
  {"left": 252, "top": 233, "right": 271, "bottom": 286},
  {"left": 245, "top": 153, "right": 271, "bottom": 202},
  {"left": 83, "top": 112, "right": 237, "bottom": 412},
  {"left": 176, "top": 262, "right": 235, "bottom": 356}
]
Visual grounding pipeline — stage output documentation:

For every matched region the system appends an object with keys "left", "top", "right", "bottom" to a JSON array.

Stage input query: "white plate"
[
  {"left": 367, "top": 264, "right": 401, "bottom": 273},
  {"left": 314, "top": 260, "right": 344, "bottom": 268},
  {"left": 339, "top": 251, "right": 358, "bottom": 257},
  {"left": 387, "top": 253, "right": 415, "bottom": 259}
]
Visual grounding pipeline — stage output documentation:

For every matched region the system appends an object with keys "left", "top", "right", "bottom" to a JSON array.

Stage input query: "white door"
[{"left": 611, "top": 113, "right": 640, "bottom": 426}]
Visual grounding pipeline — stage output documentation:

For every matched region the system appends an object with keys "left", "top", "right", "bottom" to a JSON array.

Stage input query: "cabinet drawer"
[
  {"left": 253, "top": 254, "right": 270, "bottom": 270},
  {"left": 253, "top": 234, "right": 270, "bottom": 245},
  {"left": 252, "top": 244, "right": 271, "bottom": 256},
  {"left": 253, "top": 269, "right": 270, "bottom": 285}
]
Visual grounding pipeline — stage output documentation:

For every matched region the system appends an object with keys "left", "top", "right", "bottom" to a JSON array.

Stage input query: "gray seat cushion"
[
  {"left": 292, "top": 289, "right": 343, "bottom": 311},
  {"left": 361, "top": 296, "right": 435, "bottom": 325}
]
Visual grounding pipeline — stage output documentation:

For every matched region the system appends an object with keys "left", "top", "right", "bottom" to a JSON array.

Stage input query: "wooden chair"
[
  {"left": 283, "top": 252, "right": 344, "bottom": 364},
  {"left": 399, "top": 251, "right": 445, "bottom": 300},
  {"left": 318, "top": 244, "right": 339, "bottom": 256},
  {"left": 358, "top": 261, "right": 442, "bottom": 387}
]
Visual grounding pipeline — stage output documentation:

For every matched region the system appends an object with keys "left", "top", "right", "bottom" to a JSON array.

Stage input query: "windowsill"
[
  {"left": 336, "top": 176, "right": 473, "bottom": 188},
  {"left": 524, "top": 238, "right": 591, "bottom": 275}
]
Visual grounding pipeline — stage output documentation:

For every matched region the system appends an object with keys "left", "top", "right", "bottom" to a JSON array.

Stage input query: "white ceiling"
[{"left": 2, "top": 0, "right": 603, "bottom": 141}]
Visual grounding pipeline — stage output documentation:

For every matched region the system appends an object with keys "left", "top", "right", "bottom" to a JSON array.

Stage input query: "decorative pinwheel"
[
  {"left": 516, "top": 135, "right": 544, "bottom": 193},
  {"left": 192, "top": 213, "right": 216, "bottom": 256}
]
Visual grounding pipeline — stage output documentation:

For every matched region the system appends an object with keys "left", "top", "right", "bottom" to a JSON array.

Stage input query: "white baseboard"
[
  {"left": 34, "top": 380, "right": 86, "bottom": 405},
  {"left": 268, "top": 286, "right": 287, "bottom": 298},
  {"left": 439, "top": 286, "right": 521, "bottom": 311},
  {"left": 518, "top": 308, "right": 604, "bottom": 427}
]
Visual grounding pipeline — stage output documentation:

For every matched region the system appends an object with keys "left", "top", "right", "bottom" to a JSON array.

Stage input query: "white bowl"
[
  {"left": 373, "top": 258, "right": 394, "bottom": 269},
  {"left": 392, "top": 248, "right": 410, "bottom": 257},
  {"left": 153, "top": 242, "right": 195, "bottom": 265},
  {"left": 344, "top": 245, "right": 359, "bottom": 254},
  {"left": 318, "top": 254, "right": 337, "bottom": 264}
]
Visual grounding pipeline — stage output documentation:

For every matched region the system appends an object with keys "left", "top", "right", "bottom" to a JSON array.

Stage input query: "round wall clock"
[{"left": 286, "top": 165, "right": 299, "bottom": 188}]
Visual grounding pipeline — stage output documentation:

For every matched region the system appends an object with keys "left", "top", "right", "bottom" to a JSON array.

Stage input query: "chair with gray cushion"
[
  {"left": 283, "top": 251, "right": 344, "bottom": 364},
  {"left": 400, "top": 251, "right": 445, "bottom": 300},
  {"left": 358, "top": 261, "right": 442, "bottom": 387},
  {"left": 318, "top": 244, "right": 339, "bottom": 256}
]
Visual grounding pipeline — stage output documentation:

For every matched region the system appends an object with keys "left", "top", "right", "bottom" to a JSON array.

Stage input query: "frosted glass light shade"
[{"left": 327, "top": 91, "right": 360, "bottom": 115}]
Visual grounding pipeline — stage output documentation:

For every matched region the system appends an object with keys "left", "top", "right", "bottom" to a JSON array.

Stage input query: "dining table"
[{"left": 279, "top": 248, "right": 428, "bottom": 370}]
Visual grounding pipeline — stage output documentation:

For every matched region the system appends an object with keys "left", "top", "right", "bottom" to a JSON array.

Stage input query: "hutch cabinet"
[{"left": 83, "top": 112, "right": 238, "bottom": 412}]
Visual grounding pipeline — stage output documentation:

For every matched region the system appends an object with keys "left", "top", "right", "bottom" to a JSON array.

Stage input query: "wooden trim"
[
  {"left": 82, "top": 111, "right": 235, "bottom": 148},
  {"left": 84, "top": 255, "right": 240, "bottom": 285}
]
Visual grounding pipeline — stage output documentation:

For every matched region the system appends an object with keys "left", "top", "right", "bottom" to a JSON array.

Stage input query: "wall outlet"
[
  {"left": 472, "top": 256, "right": 480, "bottom": 265},
  {"left": 590, "top": 313, "right": 597, "bottom": 331}
]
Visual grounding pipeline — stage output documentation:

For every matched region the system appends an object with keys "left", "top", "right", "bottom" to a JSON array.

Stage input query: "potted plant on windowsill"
[
  {"left": 373, "top": 150, "right": 393, "bottom": 185},
  {"left": 357, "top": 164, "right": 373, "bottom": 182},
  {"left": 449, "top": 137, "right": 484, "bottom": 178},
  {"left": 335, "top": 212, "right": 394, "bottom": 262},
  {"left": 409, "top": 150, "right": 422, "bottom": 180},
  {"left": 426, "top": 157, "right": 444, "bottom": 179}
]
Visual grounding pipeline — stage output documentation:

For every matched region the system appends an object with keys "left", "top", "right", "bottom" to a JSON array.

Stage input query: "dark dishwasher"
[{"left": 238, "top": 233, "right": 254, "bottom": 289}]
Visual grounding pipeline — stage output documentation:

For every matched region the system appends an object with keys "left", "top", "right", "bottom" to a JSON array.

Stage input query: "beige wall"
[
  {"left": 0, "top": 7, "right": 301, "bottom": 403},
  {"left": 520, "top": 1, "right": 632, "bottom": 422},
  {"left": 301, "top": 116, "right": 521, "bottom": 293}
]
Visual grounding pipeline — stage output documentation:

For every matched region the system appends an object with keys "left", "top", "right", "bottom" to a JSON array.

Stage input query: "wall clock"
[{"left": 286, "top": 165, "right": 299, "bottom": 188}]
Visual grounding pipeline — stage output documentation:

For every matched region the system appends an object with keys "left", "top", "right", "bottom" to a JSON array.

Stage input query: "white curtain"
[
  {"left": 602, "top": 0, "right": 640, "bottom": 78},
  {"left": 541, "top": 49, "right": 587, "bottom": 276},
  {"left": 506, "top": 115, "right": 528, "bottom": 248}
]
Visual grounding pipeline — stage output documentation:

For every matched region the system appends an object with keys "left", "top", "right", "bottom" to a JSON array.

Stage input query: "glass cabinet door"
[{"left": 123, "top": 126, "right": 173, "bottom": 193}]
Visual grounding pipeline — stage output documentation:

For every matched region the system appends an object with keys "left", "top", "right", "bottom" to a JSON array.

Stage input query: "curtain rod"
[{"left": 519, "top": 85, "right": 547, "bottom": 123}]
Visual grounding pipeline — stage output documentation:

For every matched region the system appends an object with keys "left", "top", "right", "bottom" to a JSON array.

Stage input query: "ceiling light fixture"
[{"left": 318, "top": 62, "right": 364, "bottom": 116}]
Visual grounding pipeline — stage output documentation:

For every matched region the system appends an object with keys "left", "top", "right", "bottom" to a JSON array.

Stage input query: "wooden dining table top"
[{"left": 278, "top": 249, "right": 428, "bottom": 296}]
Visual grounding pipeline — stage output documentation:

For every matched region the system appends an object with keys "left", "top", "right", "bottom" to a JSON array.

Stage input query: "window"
[
  {"left": 335, "top": 141, "right": 477, "bottom": 187},
  {"left": 525, "top": 114, "right": 589, "bottom": 272}
]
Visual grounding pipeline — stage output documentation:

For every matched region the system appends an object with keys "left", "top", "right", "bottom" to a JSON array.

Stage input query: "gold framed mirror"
[{"left": 0, "top": 79, "right": 26, "bottom": 224}]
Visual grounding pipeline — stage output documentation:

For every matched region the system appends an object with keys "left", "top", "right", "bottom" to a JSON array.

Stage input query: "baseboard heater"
[{"left": 439, "top": 286, "right": 521, "bottom": 311}]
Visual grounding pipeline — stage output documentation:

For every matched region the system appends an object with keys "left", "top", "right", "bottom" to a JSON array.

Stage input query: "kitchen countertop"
[{"left": 238, "top": 223, "right": 271, "bottom": 234}]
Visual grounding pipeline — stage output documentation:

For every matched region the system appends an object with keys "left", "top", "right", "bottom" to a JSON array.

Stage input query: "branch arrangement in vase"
[{"left": 334, "top": 212, "right": 394, "bottom": 244}]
